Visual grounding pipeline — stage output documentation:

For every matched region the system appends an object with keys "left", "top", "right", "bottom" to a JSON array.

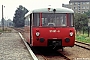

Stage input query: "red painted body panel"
[{"left": 31, "top": 27, "right": 75, "bottom": 47}]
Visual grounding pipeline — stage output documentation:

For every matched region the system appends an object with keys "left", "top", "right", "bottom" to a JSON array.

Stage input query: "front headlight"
[
  {"left": 36, "top": 32, "right": 40, "bottom": 36},
  {"left": 69, "top": 32, "right": 73, "bottom": 36}
]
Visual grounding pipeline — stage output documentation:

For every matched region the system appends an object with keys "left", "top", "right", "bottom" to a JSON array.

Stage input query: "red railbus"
[{"left": 24, "top": 7, "right": 75, "bottom": 50}]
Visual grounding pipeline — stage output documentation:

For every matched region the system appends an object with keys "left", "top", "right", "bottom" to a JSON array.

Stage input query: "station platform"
[{"left": 0, "top": 30, "right": 33, "bottom": 60}]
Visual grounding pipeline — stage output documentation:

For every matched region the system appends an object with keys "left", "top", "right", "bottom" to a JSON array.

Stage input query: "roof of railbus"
[{"left": 25, "top": 6, "right": 74, "bottom": 17}]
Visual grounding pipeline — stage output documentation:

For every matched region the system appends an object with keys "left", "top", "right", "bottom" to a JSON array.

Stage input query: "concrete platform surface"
[{"left": 0, "top": 32, "right": 33, "bottom": 60}]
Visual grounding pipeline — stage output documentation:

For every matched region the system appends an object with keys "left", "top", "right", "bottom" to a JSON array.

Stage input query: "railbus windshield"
[{"left": 33, "top": 13, "right": 74, "bottom": 27}]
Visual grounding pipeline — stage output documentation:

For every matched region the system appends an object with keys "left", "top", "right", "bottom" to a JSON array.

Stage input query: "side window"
[
  {"left": 68, "top": 14, "right": 73, "bottom": 27},
  {"left": 33, "top": 13, "right": 40, "bottom": 26},
  {"left": 71, "top": 14, "right": 74, "bottom": 26},
  {"left": 25, "top": 16, "right": 30, "bottom": 26}
]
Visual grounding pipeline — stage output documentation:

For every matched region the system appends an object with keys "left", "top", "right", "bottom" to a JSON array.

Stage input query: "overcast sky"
[{"left": 0, "top": 0, "right": 70, "bottom": 20}]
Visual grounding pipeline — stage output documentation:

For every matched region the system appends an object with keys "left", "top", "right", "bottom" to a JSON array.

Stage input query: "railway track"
[
  {"left": 38, "top": 51, "right": 70, "bottom": 60},
  {"left": 36, "top": 53, "right": 70, "bottom": 60},
  {"left": 14, "top": 28, "right": 24, "bottom": 33},
  {"left": 31, "top": 47, "right": 70, "bottom": 60},
  {"left": 75, "top": 41, "right": 90, "bottom": 50},
  {"left": 75, "top": 41, "right": 90, "bottom": 46}
]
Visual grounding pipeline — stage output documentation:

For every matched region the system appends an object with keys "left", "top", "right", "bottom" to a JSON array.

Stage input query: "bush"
[{"left": 76, "top": 33, "right": 90, "bottom": 43}]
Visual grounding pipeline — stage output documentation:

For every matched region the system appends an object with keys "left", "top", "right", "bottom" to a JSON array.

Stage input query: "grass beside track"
[
  {"left": 0, "top": 27, "right": 12, "bottom": 33},
  {"left": 76, "top": 33, "right": 90, "bottom": 43}
]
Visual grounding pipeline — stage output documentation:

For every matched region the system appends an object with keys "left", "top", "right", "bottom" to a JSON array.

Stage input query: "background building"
[
  {"left": 62, "top": 0, "right": 90, "bottom": 13},
  {"left": 0, "top": 19, "right": 13, "bottom": 27}
]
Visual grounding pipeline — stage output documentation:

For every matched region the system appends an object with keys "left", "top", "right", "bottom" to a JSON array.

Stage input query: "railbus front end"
[{"left": 24, "top": 7, "right": 75, "bottom": 50}]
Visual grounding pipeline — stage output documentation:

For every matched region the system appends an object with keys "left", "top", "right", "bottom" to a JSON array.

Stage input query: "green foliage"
[
  {"left": 0, "top": 29, "right": 3, "bottom": 32},
  {"left": 85, "top": 10, "right": 90, "bottom": 16},
  {"left": 0, "top": 28, "right": 11, "bottom": 32},
  {"left": 74, "top": 13, "right": 88, "bottom": 31},
  {"left": 76, "top": 34, "right": 90, "bottom": 43},
  {"left": 13, "top": 5, "right": 29, "bottom": 27}
]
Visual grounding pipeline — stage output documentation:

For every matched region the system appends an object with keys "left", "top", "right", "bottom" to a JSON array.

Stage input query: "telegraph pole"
[{"left": 2, "top": 5, "right": 4, "bottom": 31}]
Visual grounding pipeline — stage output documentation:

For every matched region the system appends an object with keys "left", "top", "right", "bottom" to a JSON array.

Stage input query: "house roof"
[{"left": 69, "top": 0, "right": 90, "bottom": 2}]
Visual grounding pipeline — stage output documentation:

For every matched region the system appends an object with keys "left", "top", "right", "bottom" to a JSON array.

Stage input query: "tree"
[
  {"left": 13, "top": 5, "right": 28, "bottom": 27},
  {"left": 74, "top": 13, "right": 88, "bottom": 32},
  {"left": 85, "top": 10, "right": 90, "bottom": 16}
]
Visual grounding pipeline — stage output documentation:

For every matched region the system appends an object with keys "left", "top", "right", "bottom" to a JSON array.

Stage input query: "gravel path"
[
  {"left": 0, "top": 32, "right": 33, "bottom": 60},
  {"left": 58, "top": 46, "right": 90, "bottom": 60}
]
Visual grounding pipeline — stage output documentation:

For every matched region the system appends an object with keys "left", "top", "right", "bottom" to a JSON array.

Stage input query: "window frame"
[{"left": 32, "top": 13, "right": 74, "bottom": 27}]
